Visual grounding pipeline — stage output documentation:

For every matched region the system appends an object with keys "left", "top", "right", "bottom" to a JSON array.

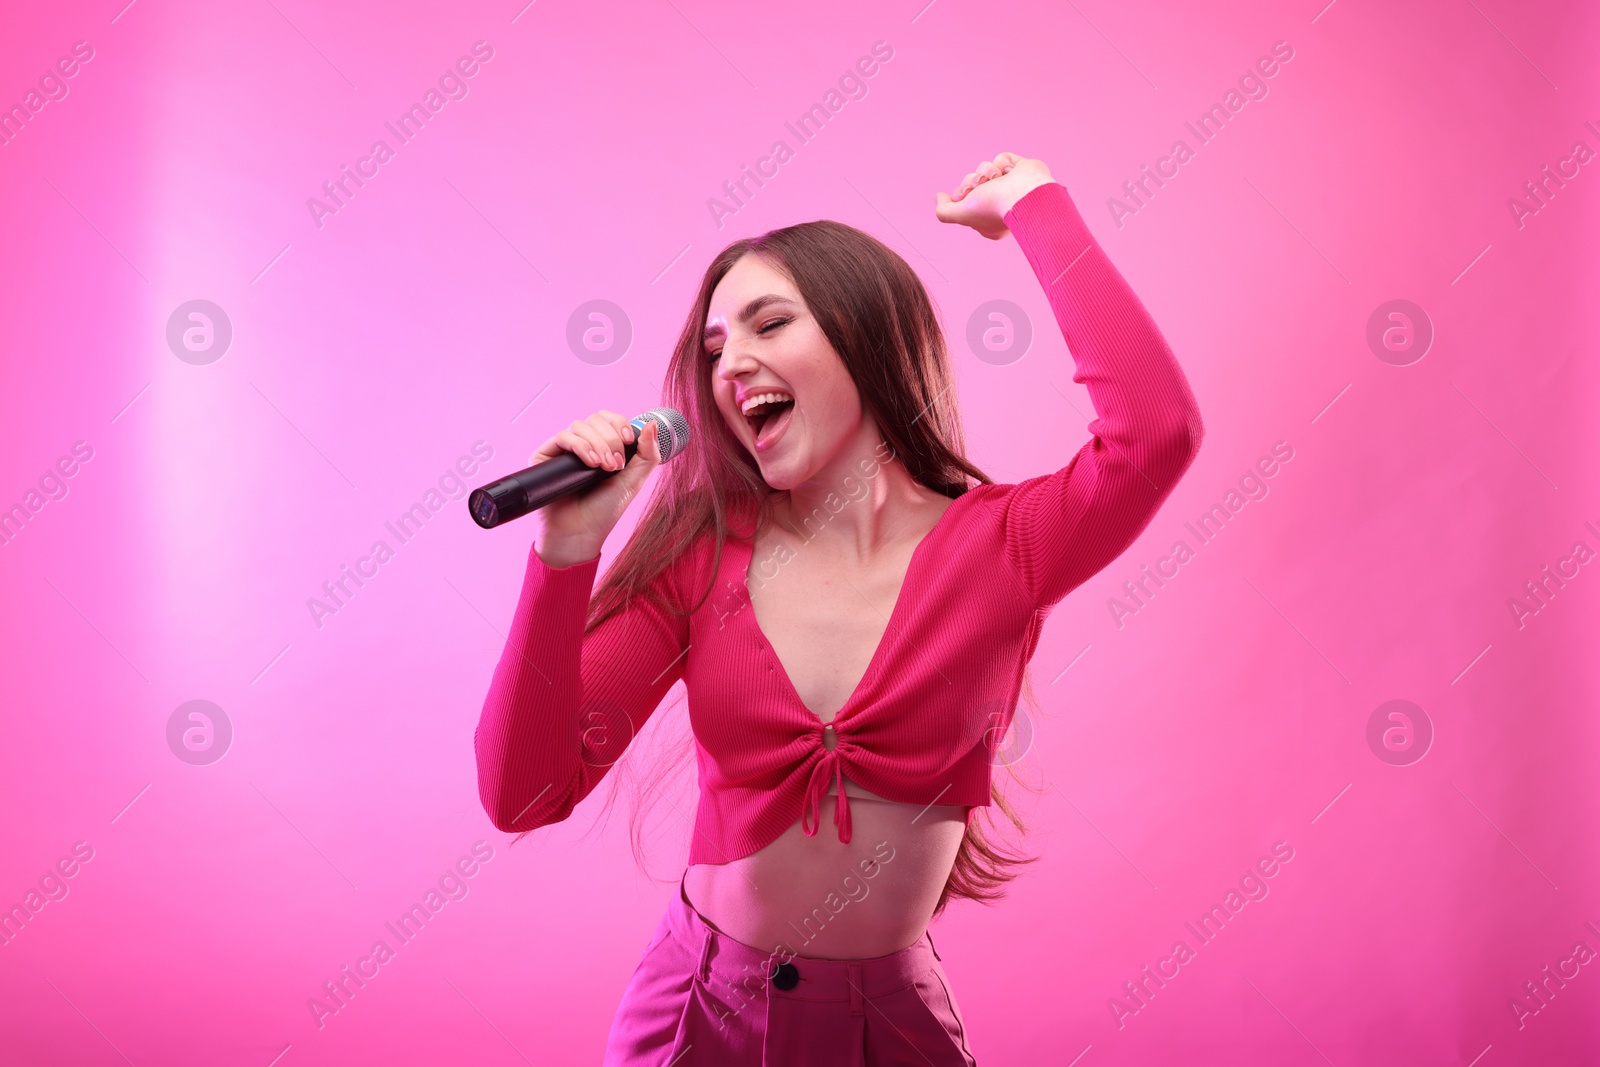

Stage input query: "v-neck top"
[{"left": 474, "top": 181, "right": 1204, "bottom": 865}]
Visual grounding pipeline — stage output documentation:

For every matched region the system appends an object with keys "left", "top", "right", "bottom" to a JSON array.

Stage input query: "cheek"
[
  {"left": 788, "top": 341, "right": 855, "bottom": 419},
  {"left": 808, "top": 369, "right": 862, "bottom": 433},
  {"left": 722, "top": 390, "right": 749, "bottom": 435}
]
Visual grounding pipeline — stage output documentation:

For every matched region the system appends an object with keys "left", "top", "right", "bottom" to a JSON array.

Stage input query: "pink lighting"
[{"left": 1, "top": 0, "right": 1596, "bottom": 1062}]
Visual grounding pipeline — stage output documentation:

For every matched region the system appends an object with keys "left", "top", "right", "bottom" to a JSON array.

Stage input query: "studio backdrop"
[{"left": 1, "top": 0, "right": 1596, "bottom": 1063}]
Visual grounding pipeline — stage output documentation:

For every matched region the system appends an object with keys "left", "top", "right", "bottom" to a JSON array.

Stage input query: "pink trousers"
[{"left": 601, "top": 874, "right": 979, "bottom": 1066}]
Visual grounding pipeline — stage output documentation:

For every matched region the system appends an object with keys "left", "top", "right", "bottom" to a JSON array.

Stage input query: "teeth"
[{"left": 740, "top": 391, "right": 794, "bottom": 416}]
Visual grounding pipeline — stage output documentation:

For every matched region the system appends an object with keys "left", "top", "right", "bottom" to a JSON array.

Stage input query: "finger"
[
  {"left": 576, "top": 427, "right": 613, "bottom": 468},
  {"left": 560, "top": 428, "right": 605, "bottom": 467},
  {"left": 616, "top": 426, "right": 662, "bottom": 495},
  {"left": 529, "top": 431, "right": 562, "bottom": 465},
  {"left": 994, "top": 151, "right": 1022, "bottom": 171},
  {"left": 637, "top": 419, "right": 662, "bottom": 464},
  {"left": 976, "top": 161, "right": 1001, "bottom": 180},
  {"left": 934, "top": 192, "right": 963, "bottom": 223},
  {"left": 577, "top": 422, "right": 608, "bottom": 468},
  {"left": 599, "top": 410, "right": 635, "bottom": 443},
  {"left": 596, "top": 410, "right": 633, "bottom": 449},
  {"left": 623, "top": 419, "right": 658, "bottom": 468},
  {"left": 586, "top": 414, "right": 628, "bottom": 470},
  {"left": 604, "top": 411, "right": 637, "bottom": 455}
]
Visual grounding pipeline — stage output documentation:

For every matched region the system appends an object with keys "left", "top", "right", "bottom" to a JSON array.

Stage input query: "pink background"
[{"left": 2, "top": 0, "right": 1597, "bottom": 1062}]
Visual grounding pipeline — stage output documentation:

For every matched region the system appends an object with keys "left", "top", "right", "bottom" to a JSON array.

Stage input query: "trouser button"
[{"left": 769, "top": 961, "right": 799, "bottom": 990}]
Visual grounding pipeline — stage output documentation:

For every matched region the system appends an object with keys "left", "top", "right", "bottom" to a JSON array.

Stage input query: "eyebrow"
[{"left": 702, "top": 294, "right": 795, "bottom": 344}]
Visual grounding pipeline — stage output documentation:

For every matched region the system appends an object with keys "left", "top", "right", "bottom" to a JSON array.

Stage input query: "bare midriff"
[{"left": 682, "top": 777, "right": 969, "bottom": 961}]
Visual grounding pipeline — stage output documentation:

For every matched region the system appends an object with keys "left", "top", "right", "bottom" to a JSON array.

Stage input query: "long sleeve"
[
  {"left": 994, "top": 181, "right": 1204, "bottom": 611},
  {"left": 474, "top": 542, "right": 691, "bottom": 833}
]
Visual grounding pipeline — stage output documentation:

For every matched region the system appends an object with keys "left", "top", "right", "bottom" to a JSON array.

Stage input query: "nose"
[{"left": 714, "top": 337, "right": 760, "bottom": 383}]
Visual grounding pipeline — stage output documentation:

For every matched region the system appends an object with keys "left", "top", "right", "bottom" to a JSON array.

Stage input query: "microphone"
[{"left": 468, "top": 407, "right": 691, "bottom": 529}]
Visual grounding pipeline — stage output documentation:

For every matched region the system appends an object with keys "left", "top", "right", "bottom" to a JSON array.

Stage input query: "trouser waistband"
[{"left": 671, "top": 872, "right": 941, "bottom": 1008}]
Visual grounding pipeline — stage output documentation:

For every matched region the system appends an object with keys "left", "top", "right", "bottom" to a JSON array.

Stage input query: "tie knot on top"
[{"left": 800, "top": 742, "right": 853, "bottom": 843}]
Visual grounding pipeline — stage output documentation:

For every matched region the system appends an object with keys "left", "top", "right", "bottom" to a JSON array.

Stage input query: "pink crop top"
[{"left": 474, "top": 181, "right": 1204, "bottom": 865}]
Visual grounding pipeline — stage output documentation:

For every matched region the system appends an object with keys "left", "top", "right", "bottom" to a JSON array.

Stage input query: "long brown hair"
[{"left": 586, "top": 218, "right": 1041, "bottom": 918}]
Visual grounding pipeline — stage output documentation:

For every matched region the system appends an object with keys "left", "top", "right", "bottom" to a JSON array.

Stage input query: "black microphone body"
[{"left": 468, "top": 407, "right": 690, "bottom": 529}]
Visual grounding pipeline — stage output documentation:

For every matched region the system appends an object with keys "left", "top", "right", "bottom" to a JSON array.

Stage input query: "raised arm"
[{"left": 937, "top": 153, "right": 1203, "bottom": 609}]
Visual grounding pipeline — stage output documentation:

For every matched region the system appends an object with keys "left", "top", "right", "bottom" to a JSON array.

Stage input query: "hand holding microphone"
[{"left": 468, "top": 407, "right": 690, "bottom": 568}]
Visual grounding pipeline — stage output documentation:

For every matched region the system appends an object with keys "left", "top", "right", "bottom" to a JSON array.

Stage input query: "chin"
[
  {"left": 753, "top": 458, "right": 797, "bottom": 491},
  {"left": 756, "top": 442, "right": 815, "bottom": 490}
]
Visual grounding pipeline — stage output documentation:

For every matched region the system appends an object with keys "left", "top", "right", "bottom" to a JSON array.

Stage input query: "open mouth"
[{"left": 742, "top": 394, "right": 796, "bottom": 446}]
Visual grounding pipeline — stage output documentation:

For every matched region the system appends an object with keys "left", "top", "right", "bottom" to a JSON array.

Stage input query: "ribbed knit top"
[{"left": 474, "top": 181, "right": 1204, "bottom": 865}]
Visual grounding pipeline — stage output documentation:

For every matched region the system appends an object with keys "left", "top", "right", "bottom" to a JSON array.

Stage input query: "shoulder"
[
  {"left": 924, "top": 480, "right": 1012, "bottom": 544},
  {"left": 949, "top": 477, "right": 1029, "bottom": 511},
  {"left": 914, "top": 483, "right": 1040, "bottom": 610},
  {"left": 931, "top": 474, "right": 1064, "bottom": 548}
]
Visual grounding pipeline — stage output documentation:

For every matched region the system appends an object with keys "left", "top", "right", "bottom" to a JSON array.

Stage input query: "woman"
[{"left": 475, "top": 152, "right": 1203, "bottom": 1064}]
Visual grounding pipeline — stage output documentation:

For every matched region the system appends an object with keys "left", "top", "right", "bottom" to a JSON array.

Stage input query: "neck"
[{"left": 770, "top": 422, "right": 942, "bottom": 560}]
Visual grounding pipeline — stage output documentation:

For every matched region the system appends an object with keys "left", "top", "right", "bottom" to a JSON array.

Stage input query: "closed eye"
[{"left": 706, "top": 318, "right": 790, "bottom": 362}]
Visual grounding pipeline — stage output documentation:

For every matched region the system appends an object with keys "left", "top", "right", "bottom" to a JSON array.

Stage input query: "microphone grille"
[{"left": 638, "top": 407, "right": 692, "bottom": 462}]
